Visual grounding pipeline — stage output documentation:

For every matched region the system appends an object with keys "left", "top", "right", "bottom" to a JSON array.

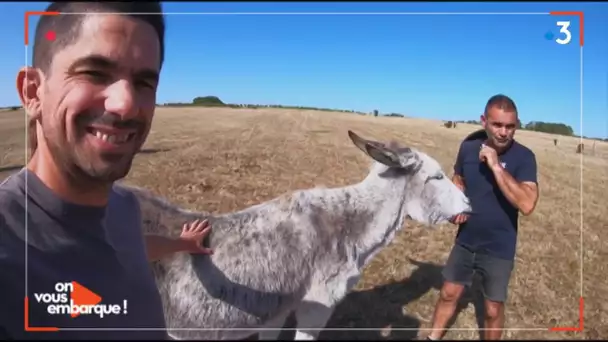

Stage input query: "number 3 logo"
[{"left": 556, "top": 21, "right": 572, "bottom": 45}]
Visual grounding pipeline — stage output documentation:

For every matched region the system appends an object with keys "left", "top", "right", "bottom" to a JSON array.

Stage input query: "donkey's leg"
[
  {"left": 294, "top": 303, "right": 335, "bottom": 340},
  {"left": 258, "top": 313, "right": 289, "bottom": 341},
  {"left": 293, "top": 288, "right": 337, "bottom": 341}
]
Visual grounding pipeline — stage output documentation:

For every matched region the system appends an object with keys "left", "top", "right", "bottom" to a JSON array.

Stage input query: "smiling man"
[
  {"left": 0, "top": 2, "right": 212, "bottom": 339},
  {"left": 425, "top": 94, "right": 539, "bottom": 340}
]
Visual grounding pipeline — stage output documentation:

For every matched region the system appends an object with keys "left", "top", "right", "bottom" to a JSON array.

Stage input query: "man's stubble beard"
[
  {"left": 41, "top": 121, "right": 137, "bottom": 187},
  {"left": 485, "top": 130, "right": 514, "bottom": 152}
]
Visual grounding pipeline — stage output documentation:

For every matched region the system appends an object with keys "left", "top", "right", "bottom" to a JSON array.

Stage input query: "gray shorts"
[{"left": 441, "top": 243, "right": 514, "bottom": 303}]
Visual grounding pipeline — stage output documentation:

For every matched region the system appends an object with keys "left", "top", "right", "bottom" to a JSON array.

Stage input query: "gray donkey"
[{"left": 120, "top": 130, "right": 472, "bottom": 340}]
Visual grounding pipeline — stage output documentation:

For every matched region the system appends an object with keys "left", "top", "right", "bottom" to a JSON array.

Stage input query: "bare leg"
[
  {"left": 483, "top": 299, "right": 505, "bottom": 340},
  {"left": 428, "top": 281, "right": 465, "bottom": 340},
  {"left": 475, "top": 249, "right": 514, "bottom": 340}
]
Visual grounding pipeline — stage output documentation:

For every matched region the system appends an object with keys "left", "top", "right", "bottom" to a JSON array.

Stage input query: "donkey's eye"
[
  {"left": 425, "top": 173, "right": 444, "bottom": 184},
  {"left": 429, "top": 173, "right": 444, "bottom": 181}
]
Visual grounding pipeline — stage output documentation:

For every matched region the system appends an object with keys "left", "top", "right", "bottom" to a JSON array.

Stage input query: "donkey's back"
[{"left": 129, "top": 185, "right": 327, "bottom": 339}]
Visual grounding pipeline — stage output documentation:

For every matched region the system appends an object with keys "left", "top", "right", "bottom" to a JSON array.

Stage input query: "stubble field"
[{"left": 1, "top": 107, "right": 606, "bottom": 340}]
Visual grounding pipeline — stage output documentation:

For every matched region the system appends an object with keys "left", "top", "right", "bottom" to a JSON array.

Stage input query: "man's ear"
[
  {"left": 16, "top": 67, "right": 43, "bottom": 120},
  {"left": 480, "top": 113, "right": 487, "bottom": 130}
]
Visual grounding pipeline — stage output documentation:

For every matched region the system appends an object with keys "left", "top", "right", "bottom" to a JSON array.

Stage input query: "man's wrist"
[
  {"left": 174, "top": 238, "right": 194, "bottom": 253},
  {"left": 490, "top": 163, "right": 504, "bottom": 174}
]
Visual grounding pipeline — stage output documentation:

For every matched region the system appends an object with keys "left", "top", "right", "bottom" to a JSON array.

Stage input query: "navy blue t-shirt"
[
  {"left": 453, "top": 135, "right": 538, "bottom": 261},
  {"left": 0, "top": 169, "right": 168, "bottom": 340}
]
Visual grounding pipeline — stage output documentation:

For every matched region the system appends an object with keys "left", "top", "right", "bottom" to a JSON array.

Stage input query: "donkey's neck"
[{"left": 325, "top": 162, "right": 410, "bottom": 267}]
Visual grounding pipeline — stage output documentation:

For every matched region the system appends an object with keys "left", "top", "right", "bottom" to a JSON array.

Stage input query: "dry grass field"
[{"left": 1, "top": 107, "right": 606, "bottom": 340}]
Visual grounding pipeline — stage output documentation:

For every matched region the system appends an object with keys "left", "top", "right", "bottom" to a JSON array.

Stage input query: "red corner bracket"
[
  {"left": 24, "top": 11, "right": 60, "bottom": 46},
  {"left": 549, "top": 297, "right": 584, "bottom": 332},
  {"left": 550, "top": 11, "right": 584, "bottom": 46}
]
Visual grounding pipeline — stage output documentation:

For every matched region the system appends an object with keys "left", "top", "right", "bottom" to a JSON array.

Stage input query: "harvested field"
[{"left": 1, "top": 107, "right": 606, "bottom": 340}]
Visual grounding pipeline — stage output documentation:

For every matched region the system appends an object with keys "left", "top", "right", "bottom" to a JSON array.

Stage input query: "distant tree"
[
  {"left": 192, "top": 96, "right": 225, "bottom": 106},
  {"left": 524, "top": 121, "right": 574, "bottom": 136}
]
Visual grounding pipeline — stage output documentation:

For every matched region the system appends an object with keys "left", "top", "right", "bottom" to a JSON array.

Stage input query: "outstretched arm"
[
  {"left": 450, "top": 174, "right": 469, "bottom": 224},
  {"left": 452, "top": 173, "right": 466, "bottom": 191},
  {"left": 450, "top": 142, "right": 469, "bottom": 225},
  {"left": 145, "top": 219, "right": 214, "bottom": 262}
]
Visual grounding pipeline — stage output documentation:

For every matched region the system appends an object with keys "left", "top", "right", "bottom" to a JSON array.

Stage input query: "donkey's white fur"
[{"left": 119, "top": 131, "right": 471, "bottom": 340}]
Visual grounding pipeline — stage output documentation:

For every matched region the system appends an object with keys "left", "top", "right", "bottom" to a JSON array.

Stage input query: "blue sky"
[{"left": 1, "top": 2, "right": 606, "bottom": 138}]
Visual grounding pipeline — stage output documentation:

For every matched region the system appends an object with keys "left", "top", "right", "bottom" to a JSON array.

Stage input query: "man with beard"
[
  {"left": 424, "top": 94, "right": 539, "bottom": 340},
  {"left": 0, "top": 2, "right": 213, "bottom": 339}
]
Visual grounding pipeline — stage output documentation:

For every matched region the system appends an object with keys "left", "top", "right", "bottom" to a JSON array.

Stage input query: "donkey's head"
[{"left": 348, "top": 130, "right": 471, "bottom": 226}]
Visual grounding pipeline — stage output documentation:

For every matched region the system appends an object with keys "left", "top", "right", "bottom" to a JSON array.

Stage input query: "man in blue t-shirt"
[{"left": 426, "top": 94, "right": 539, "bottom": 340}]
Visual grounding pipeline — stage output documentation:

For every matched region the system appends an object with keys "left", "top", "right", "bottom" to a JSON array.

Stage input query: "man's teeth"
[{"left": 93, "top": 130, "right": 131, "bottom": 144}]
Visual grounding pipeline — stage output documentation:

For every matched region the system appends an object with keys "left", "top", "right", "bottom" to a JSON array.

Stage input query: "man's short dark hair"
[
  {"left": 484, "top": 94, "right": 518, "bottom": 117},
  {"left": 33, "top": 2, "right": 166, "bottom": 75}
]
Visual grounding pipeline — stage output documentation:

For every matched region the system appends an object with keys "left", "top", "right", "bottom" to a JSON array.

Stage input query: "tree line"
[
  {"left": 155, "top": 96, "right": 607, "bottom": 142},
  {"left": 456, "top": 119, "right": 607, "bottom": 141},
  {"left": 159, "top": 96, "right": 365, "bottom": 115}
]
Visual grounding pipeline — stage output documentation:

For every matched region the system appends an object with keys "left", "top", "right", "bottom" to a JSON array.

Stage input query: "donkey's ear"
[
  {"left": 348, "top": 130, "right": 370, "bottom": 154},
  {"left": 348, "top": 130, "right": 401, "bottom": 168},
  {"left": 364, "top": 143, "right": 401, "bottom": 168}
]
